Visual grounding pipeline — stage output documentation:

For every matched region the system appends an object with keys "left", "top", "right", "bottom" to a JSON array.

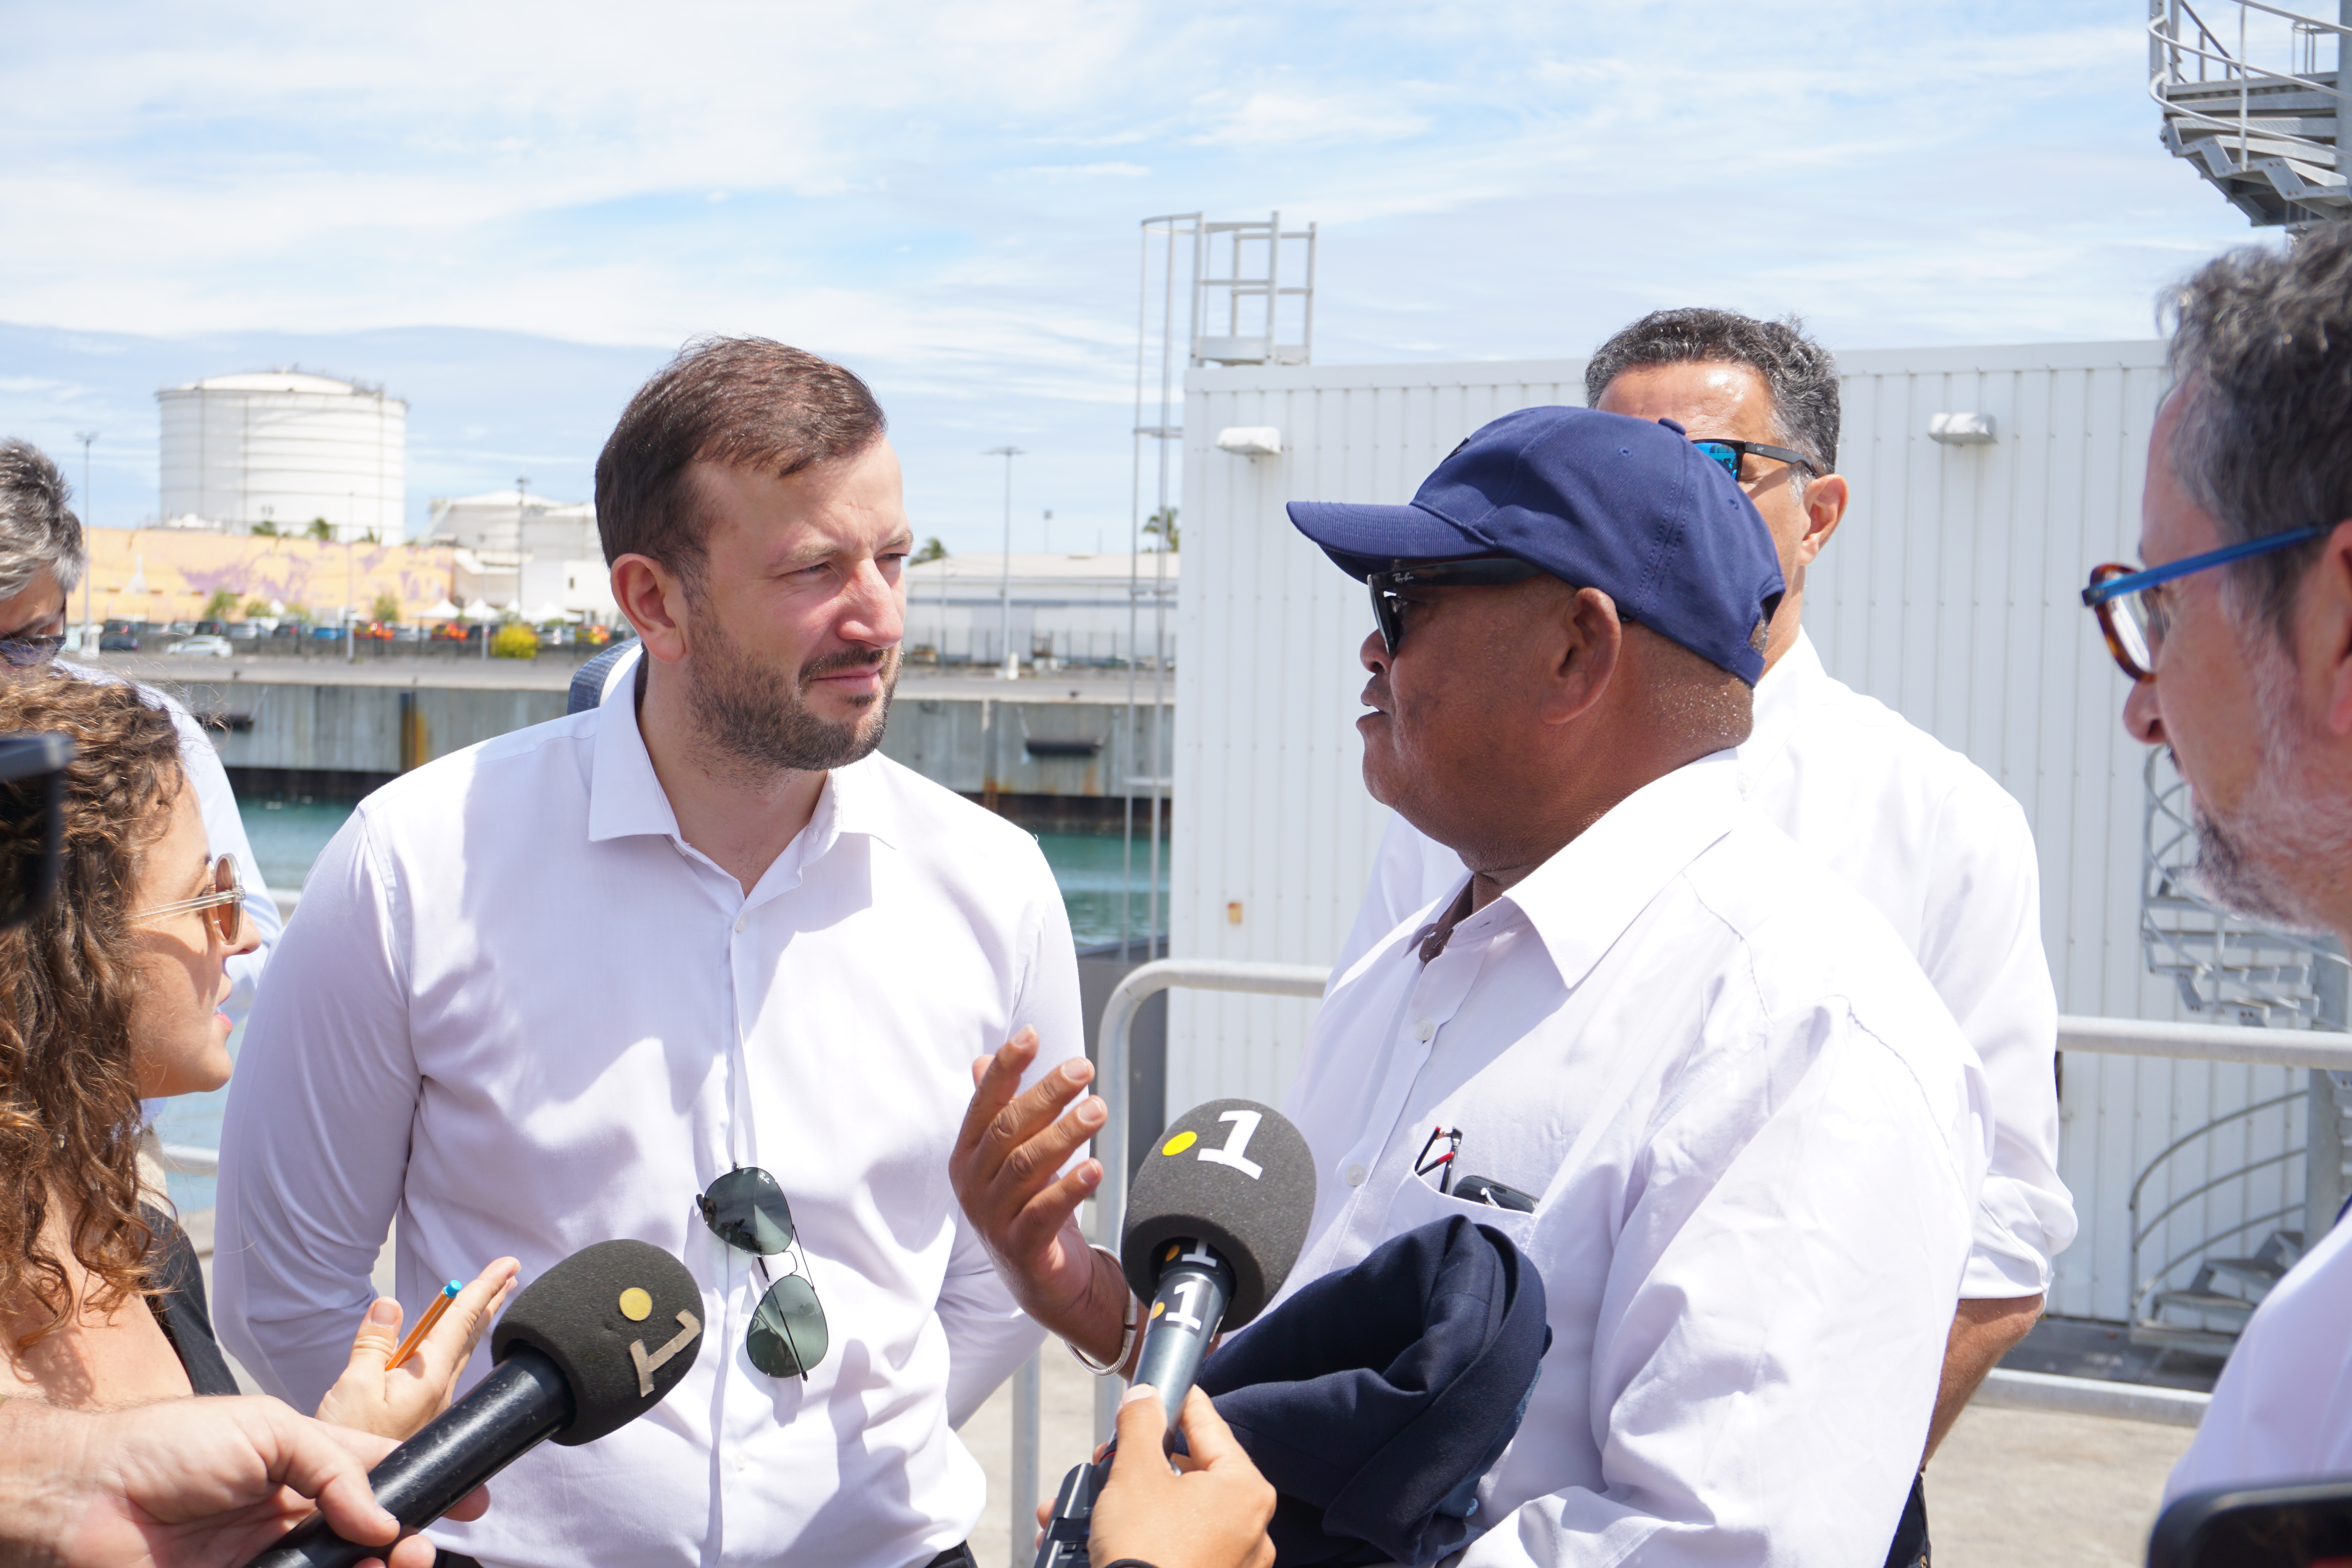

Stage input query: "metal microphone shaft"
[
  {"left": 1130, "top": 1238, "right": 1234, "bottom": 1430},
  {"left": 244, "top": 1347, "right": 575, "bottom": 1568}
]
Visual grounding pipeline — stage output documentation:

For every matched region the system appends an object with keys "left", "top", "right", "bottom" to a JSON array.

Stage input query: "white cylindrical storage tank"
[{"left": 157, "top": 371, "right": 407, "bottom": 539}]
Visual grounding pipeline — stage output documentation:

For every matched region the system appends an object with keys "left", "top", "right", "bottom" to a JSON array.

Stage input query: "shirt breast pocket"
[{"left": 1382, "top": 1166, "right": 1543, "bottom": 1260}]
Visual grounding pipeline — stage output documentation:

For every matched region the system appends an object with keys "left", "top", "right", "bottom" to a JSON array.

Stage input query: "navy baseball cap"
[{"left": 1286, "top": 406, "right": 1787, "bottom": 685}]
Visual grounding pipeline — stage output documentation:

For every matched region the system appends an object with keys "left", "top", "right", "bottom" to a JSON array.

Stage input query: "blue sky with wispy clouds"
[{"left": 0, "top": 1, "right": 2258, "bottom": 549}]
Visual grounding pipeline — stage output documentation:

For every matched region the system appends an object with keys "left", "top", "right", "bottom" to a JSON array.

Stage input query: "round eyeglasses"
[
  {"left": 2082, "top": 524, "right": 2332, "bottom": 682},
  {"left": 697, "top": 1166, "right": 829, "bottom": 1380},
  {"left": 130, "top": 853, "right": 244, "bottom": 945}
]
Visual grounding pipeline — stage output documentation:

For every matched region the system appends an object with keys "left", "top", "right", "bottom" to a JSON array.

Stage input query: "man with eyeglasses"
[
  {"left": 2088, "top": 225, "right": 2352, "bottom": 1504},
  {"left": 0, "top": 439, "right": 280, "bottom": 1024},
  {"left": 962, "top": 404, "right": 1990, "bottom": 1566},
  {"left": 1318, "top": 311, "right": 2070, "bottom": 1566},
  {"left": 214, "top": 339, "right": 1085, "bottom": 1568}
]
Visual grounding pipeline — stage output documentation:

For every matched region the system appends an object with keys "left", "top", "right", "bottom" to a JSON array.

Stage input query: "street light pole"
[
  {"left": 72, "top": 431, "right": 96, "bottom": 646},
  {"left": 982, "top": 447, "right": 1022, "bottom": 678}
]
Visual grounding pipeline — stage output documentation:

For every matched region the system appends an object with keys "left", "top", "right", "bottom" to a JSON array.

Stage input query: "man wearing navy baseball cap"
[{"left": 960, "top": 406, "right": 1991, "bottom": 1568}]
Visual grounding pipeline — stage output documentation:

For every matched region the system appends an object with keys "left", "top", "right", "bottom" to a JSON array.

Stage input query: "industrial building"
[
  {"left": 1166, "top": 339, "right": 2337, "bottom": 1344},
  {"left": 902, "top": 552, "right": 1178, "bottom": 668},
  {"left": 156, "top": 371, "right": 405, "bottom": 541},
  {"left": 425, "top": 489, "right": 611, "bottom": 619}
]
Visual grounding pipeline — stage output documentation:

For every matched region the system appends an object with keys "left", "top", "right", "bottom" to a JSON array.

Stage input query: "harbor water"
[{"left": 157, "top": 794, "right": 1169, "bottom": 1209}]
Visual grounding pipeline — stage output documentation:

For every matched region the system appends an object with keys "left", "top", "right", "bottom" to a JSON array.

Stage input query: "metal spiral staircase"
[
  {"left": 2151, "top": 0, "right": 2350, "bottom": 228},
  {"left": 2130, "top": 751, "right": 2352, "bottom": 1353}
]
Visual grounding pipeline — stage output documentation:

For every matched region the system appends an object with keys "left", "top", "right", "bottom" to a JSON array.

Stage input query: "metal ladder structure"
[
  {"left": 2130, "top": 750, "right": 2352, "bottom": 1351},
  {"left": 2150, "top": 0, "right": 2351, "bottom": 229}
]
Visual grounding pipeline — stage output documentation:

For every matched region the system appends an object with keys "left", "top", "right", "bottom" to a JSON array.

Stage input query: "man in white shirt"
[
  {"left": 0, "top": 439, "right": 280, "bottom": 1019},
  {"left": 961, "top": 405, "right": 1991, "bottom": 1564},
  {"left": 214, "top": 338, "right": 1085, "bottom": 1568},
  {"left": 2117, "top": 227, "right": 2352, "bottom": 1506},
  {"left": 1339, "top": 312, "right": 2071, "bottom": 1560}
]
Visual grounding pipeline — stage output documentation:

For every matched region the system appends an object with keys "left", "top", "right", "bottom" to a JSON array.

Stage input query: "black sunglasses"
[
  {"left": 1367, "top": 555, "right": 1543, "bottom": 655},
  {"left": 0, "top": 634, "right": 65, "bottom": 668},
  {"left": 1689, "top": 439, "right": 1812, "bottom": 485},
  {"left": 697, "top": 1167, "right": 829, "bottom": 1379}
]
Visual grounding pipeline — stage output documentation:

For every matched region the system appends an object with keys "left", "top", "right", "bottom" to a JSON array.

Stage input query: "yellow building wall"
[{"left": 80, "top": 530, "right": 458, "bottom": 623}]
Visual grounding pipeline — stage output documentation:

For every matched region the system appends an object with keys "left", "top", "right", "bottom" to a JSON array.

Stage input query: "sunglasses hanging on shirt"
[{"left": 697, "top": 1166, "right": 831, "bottom": 1379}]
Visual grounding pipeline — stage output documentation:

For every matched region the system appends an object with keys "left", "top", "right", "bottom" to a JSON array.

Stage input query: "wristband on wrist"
[{"left": 1066, "top": 1244, "right": 1140, "bottom": 1376}]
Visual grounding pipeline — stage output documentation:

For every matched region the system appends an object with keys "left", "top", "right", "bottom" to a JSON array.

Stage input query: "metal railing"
[{"left": 991, "top": 965, "right": 2352, "bottom": 1523}]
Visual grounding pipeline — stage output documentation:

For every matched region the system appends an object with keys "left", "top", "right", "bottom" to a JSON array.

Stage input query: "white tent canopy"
[
  {"left": 526, "top": 600, "right": 578, "bottom": 623},
  {"left": 461, "top": 598, "right": 495, "bottom": 620},
  {"left": 424, "top": 597, "right": 461, "bottom": 620}
]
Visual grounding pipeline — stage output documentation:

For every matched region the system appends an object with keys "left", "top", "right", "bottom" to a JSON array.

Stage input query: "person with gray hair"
[
  {"left": 1330, "top": 309, "right": 2074, "bottom": 1568},
  {"left": 2094, "top": 222, "right": 2352, "bottom": 1501},
  {"left": 0, "top": 439, "right": 279, "bottom": 1023}
]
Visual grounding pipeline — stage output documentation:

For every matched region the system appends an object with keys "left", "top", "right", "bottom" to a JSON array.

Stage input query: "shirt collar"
[
  {"left": 584, "top": 690, "right": 899, "bottom": 852},
  {"left": 1734, "top": 628, "right": 1828, "bottom": 784},
  {"left": 1477, "top": 752, "right": 1746, "bottom": 994}
]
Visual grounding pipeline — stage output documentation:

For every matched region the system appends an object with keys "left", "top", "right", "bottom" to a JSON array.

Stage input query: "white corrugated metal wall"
[{"left": 1168, "top": 342, "right": 2299, "bottom": 1323}]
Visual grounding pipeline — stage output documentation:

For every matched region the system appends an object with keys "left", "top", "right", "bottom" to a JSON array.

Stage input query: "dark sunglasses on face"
[
  {"left": 1367, "top": 556, "right": 1544, "bottom": 656},
  {"left": 697, "top": 1166, "right": 830, "bottom": 1379},
  {"left": 1690, "top": 439, "right": 1813, "bottom": 486},
  {"left": 0, "top": 633, "right": 65, "bottom": 667}
]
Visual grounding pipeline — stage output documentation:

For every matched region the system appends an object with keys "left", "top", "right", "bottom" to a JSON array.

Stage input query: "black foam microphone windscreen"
[
  {"left": 1120, "top": 1098, "right": 1315, "bottom": 1329},
  {"left": 491, "top": 1236, "right": 705, "bottom": 1445},
  {"left": 242, "top": 1240, "right": 705, "bottom": 1568}
]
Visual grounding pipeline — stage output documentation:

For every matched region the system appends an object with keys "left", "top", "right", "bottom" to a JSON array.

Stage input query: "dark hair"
[
  {"left": 594, "top": 337, "right": 887, "bottom": 577},
  {"left": 2164, "top": 224, "right": 2352, "bottom": 644},
  {"left": 0, "top": 673, "right": 186, "bottom": 1349},
  {"left": 1583, "top": 310, "right": 1841, "bottom": 487}
]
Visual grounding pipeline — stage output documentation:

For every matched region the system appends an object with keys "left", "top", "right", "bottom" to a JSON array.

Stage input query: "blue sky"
[{"left": 0, "top": 0, "right": 2260, "bottom": 550}]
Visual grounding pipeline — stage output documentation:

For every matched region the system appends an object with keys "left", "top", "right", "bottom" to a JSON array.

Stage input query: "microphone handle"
[
  {"left": 1129, "top": 1239, "right": 1234, "bottom": 1431},
  {"left": 243, "top": 1347, "right": 577, "bottom": 1568}
]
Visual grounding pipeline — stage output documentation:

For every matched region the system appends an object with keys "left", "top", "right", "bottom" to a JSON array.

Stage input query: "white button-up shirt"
[
  {"left": 1338, "top": 631, "right": 2073, "bottom": 1298},
  {"left": 214, "top": 691, "right": 1082, "bottom": 1568},
  {"left": 1281, "top": 755, "right": 1990, "bottom": 1567},
  {"left": 2165, "top": 1214, "right": 2352, "bottom": 1503}
]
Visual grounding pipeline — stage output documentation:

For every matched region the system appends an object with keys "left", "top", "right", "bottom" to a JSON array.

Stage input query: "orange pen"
[{"left": 385, "top": 1279, "right": 462, "bottom": 1372}]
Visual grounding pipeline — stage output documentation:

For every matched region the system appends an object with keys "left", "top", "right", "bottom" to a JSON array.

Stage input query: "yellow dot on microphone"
[
  {"left": 1150, "top": 1301, "right": 1165, "bottom": 1319},
  {"left": 618, "top": 1287, "right": 653, "bottom": 1321},
  {"left": 1161, "top": 1131, "right": 1197, "bottom": 1156}
]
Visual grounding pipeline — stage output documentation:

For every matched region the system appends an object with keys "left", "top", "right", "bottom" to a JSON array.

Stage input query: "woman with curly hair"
[{"left": 0, "top": 672, "right": 516, "bottom": 1431}]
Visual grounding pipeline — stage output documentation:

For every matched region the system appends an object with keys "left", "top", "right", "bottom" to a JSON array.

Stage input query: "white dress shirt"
[
  {"left": 214, "top": 691, "right": 1083, "bottom": 1568},
  {"left": 1337, "top": 631, "right": 2072, "bottom": 1299},
  {"left": 2165, "top": 1213, "right": 2352, "bottom": 1502},
  {"left": 1279, "top": 754, "right": 1990, "bottom": 1568},
  {"left": 59, "top": 662, "right": 279, "bottom": 1021}
]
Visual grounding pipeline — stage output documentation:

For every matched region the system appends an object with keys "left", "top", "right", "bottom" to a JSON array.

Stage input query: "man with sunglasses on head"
[
  {"left": 2088, "top": 226, "right": 2352, "bottom": 1506},
  {"left": 214, "top": 339, "right": 1086, "bottom": 1568},
  {"left": 0, "top": 439, "right": 280, "bottom": 1025},
  {"left": 961, "top": 404, "right": 1991, "bottom": 1566},
  {"left": 1327, "top": 311, "right": 2072, "bottom": 1566}
]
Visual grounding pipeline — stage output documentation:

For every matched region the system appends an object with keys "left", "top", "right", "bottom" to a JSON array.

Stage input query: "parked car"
[
  {"left": 309, "top": 624, "right": 341, "bottom": 641},
  {"left": 270, "top": 622, "right": 301, "bottom": 639},
  {"left": 227, "top": 622, "right": 261, "bottom": 640},
  {"left": 98, "top": 630, "right": 140, "bottom": 653},
  {"left": 165, "top": 635, "right": 234, "bottom": 659},
  {"left": 194, "top": 620, "right": 230, "bottom": 637},
  {"left": 163, "top": 621, "right": 196, "bottom": 636},
  {"left": 390, "top": 623, "right": 424, "bottom": 642}
]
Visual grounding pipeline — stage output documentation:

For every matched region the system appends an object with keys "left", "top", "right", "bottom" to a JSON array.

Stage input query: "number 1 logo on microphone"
[{"left": 1161, "top": 1108, "right": 1265, "bottom": 1179}]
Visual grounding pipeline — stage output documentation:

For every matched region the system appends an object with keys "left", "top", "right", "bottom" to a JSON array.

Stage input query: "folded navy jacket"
[{"left": 1196, "top": 1215, "right": 1551, "bottom": 1567}]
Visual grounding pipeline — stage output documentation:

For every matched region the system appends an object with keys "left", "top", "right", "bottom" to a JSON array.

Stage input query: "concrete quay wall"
[{"left": 138, "top": 670, "right": 1175, "bottom": 806}]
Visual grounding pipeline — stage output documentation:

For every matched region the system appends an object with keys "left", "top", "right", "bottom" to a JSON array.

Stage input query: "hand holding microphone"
[
  {"left": 1034, "top": 1099, "right": 1315, "bottom": 1568},
  {"left": 243, "top": 1240, "right": 704, "bottom": 1568}
]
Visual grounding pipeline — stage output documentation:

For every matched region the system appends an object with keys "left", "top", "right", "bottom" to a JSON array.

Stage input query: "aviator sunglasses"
[
  {"left": 696, "top": 1166, "right": 830, "bottom": 1379},
  {"left": 130, "top": 853, "right": 246, "bottom": 944}
]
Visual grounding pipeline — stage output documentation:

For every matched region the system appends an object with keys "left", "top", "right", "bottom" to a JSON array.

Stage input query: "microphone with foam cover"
[
  {"left": 243, "top": 1240, "right": 703, "bottom": 1568},
  {"left": 1119, "top": 1098, "right": 1315, "bottom": 1427}
]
